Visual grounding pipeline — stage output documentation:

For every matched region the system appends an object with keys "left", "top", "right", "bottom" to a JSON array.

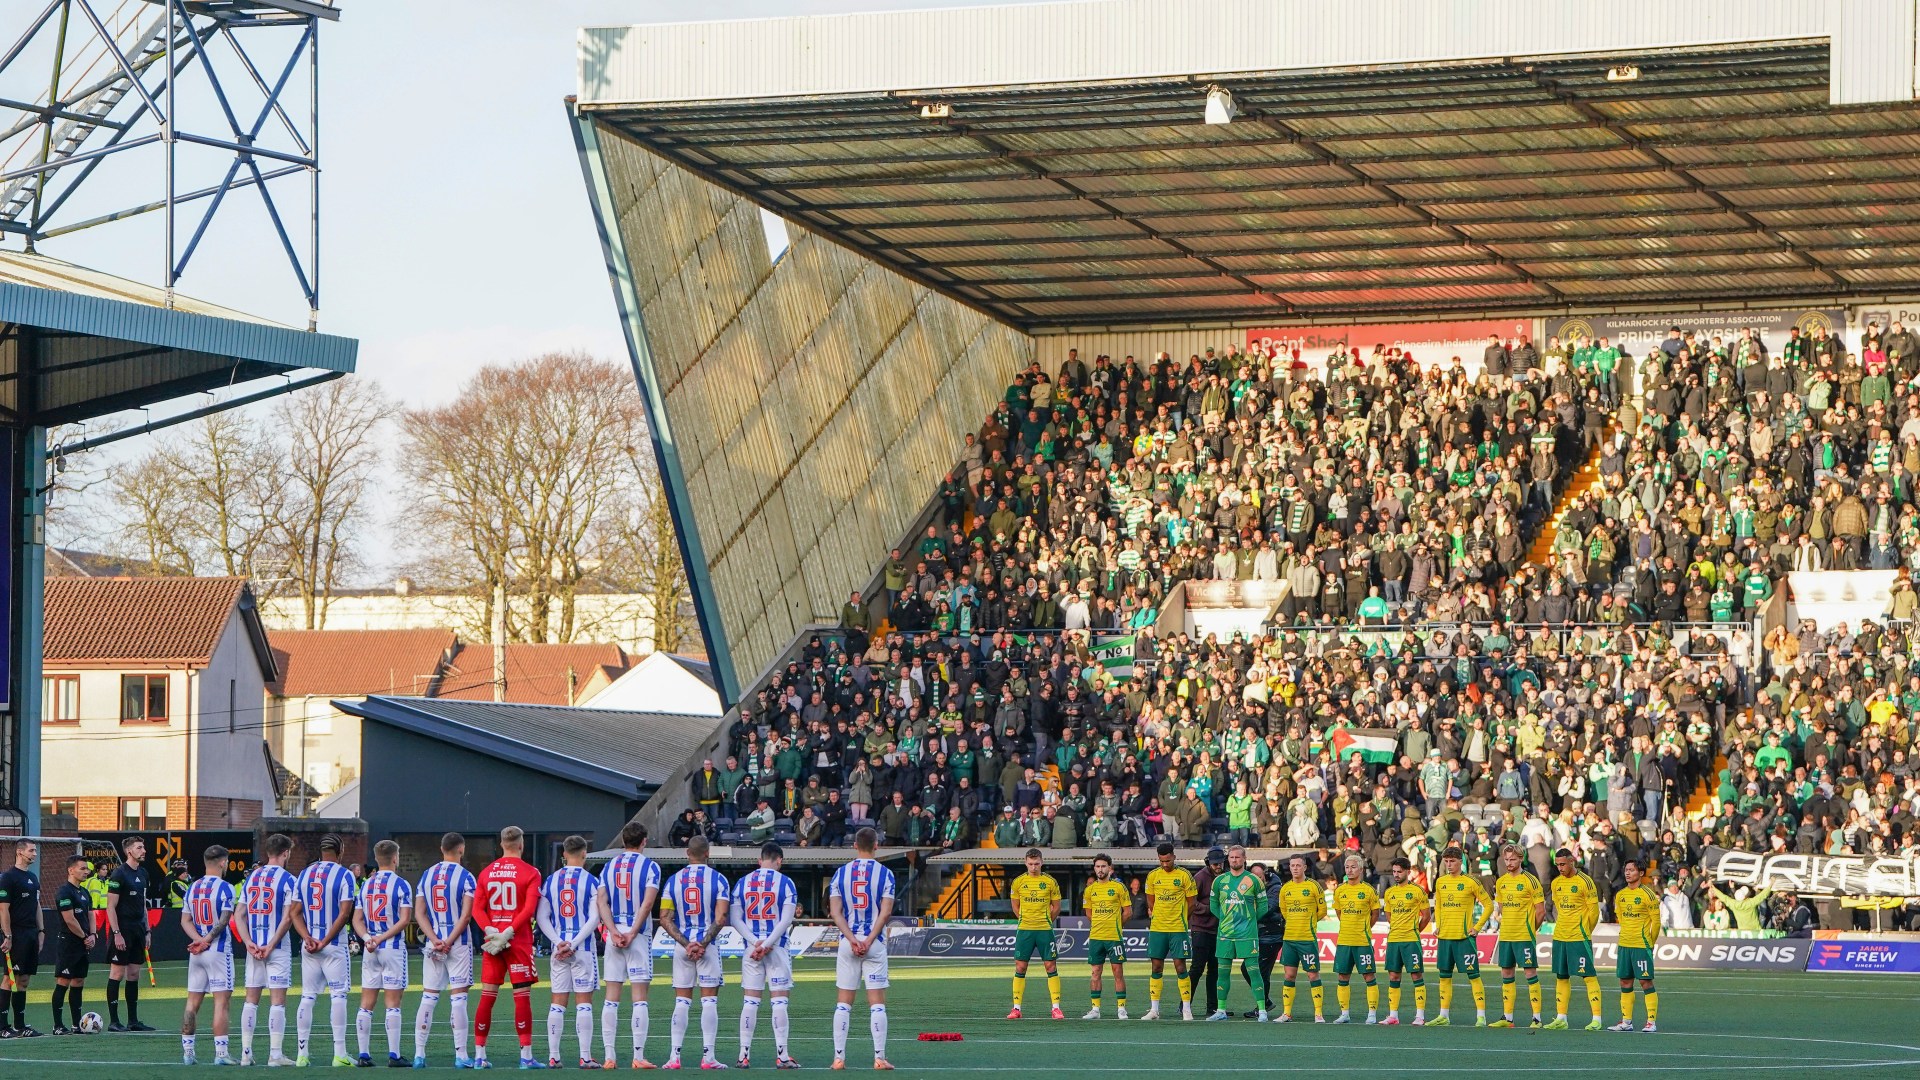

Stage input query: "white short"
[
  {"left": 245, "top": 944, "right": 293, "bottom": 991},
  {"left": 670, "top": 944, "right": 723, "bottom": 990},
  {"left": 549, "top": 947, "right": 599, "bottom": 994},
  {"left": 740, "top": 946, "right": 792, "bottom": 993},
  {"left": 421, "top": 940, "right": 474, "bottom": 992},
  {"left": 602, "top": 933, "right": 653, "bottom": 984},
  {"left": 361, "top": 947, "right": 409, "bottom": 993},
  {"left": 188, "top": 948, "right": 235, "bottom": 994},
  {"left": 835, "top": 938, "right": 889, "bottom": 991},
  {"left": 301, "top": 942, "right": 351, "bottom": 995}
]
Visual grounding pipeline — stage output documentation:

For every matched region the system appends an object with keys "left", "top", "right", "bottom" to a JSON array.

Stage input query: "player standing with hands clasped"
[
  {"left": 414, "top": 832, "right": 477, "bottom": 1069},
  {"left": 1080, "top": 854, "right": 1129, "bottom": 1020},
  {"left": 660, "top": 834, "right": 729, "bottom": 1070},
  {"left": 732, "top": 842, "right": 799, "bottom": 1069},
  {"left": 1489, "top": 845, "right": 1546, "bottom": 1029},
  {"left": 1139, "top": 842, "right": 1194, "bottom": 1021},
  {"left": 353, "top": 840, "right": 414, "bottom": 1067},
  {"left": 538, "top": 836, "right": 602, "bottom": 1069},
  {"left": 290, "top": 835, "right": 357, "bottom": 1067},
  {"left": 1205, "top": 845, "right": 1266, "bottom": 1022},
  {"left": 1330, "top": 854, "right": 1381, "bottom": 1025},
  {"left": 594, "top": 823, "right": 661, "bottom": 1069},
  {"left": 180, "top": 845, "right": 237, "bottom": 1065},
  {"left": 1610, "top": 859, "right": 1662, "bottom": 1033},
  {"left": 235, "top": 833, "right": 297, "bottom": 1066},
  {"left": 1005, "top": 849, "right": 1063, "bottom": 1020},
  {"left": 473, "top": 826, "right": 544, "bottom": 1070},
  {"left": 828, "top": 827, "right": 895, "bottom": 1070}
]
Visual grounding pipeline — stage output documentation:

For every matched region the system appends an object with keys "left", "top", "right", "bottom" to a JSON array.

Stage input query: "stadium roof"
[
  {"left": 335, "top": 695, "right": 718, "bottom": 799},
  {"left": 577, "top": 0, "right": 1920, "bottom": 329},
  {"left": 0, "top": 251, "right": 356, "bottom": 425}
]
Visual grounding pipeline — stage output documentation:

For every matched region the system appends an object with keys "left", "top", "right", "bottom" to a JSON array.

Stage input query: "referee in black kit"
[
  {"left": 0, "top": 839, "right": 41, "bottom": 1037},
  {"left": 104, "top": 837, "right": 153, "bottom": 1032},
  {"left": 51, "top": 855, "right": 96, "bottom": 1034}
]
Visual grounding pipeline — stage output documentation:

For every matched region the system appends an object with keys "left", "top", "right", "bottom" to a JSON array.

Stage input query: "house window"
[
  {"left": 40, "top": 797, "right": 76, "bottom": 819},
  {"left": 120, "top": 797, "right": 166, "bottom": 830},
  {"left": 120, "top": 674, "right": 168, "bottom": 723},
  {"left": 42, "top": 675, "right": 79, "bottom": 724}
]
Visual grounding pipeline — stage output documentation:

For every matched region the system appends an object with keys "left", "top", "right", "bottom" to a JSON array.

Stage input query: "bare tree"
[
  {"left": 102, "top": 451, "right": 197, "bottom": 574},
  {"left": 274, "top": 378, "right": 392, "bottom": 627},
  {"left": 166, "top": 410, "right": 287, "bottom": 583},
  {"left": 594, "top": 451, "right": 694, "bottom": 652},
  {"left": 402, "top": 353, "right": 662, "bottom": 644}
]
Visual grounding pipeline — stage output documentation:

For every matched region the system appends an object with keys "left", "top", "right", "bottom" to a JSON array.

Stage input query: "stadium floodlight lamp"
[
  {"left": 1605, "top": 65, "right": 1641, "bottom": 83},
  {"left": 1203, "top": 86, "right": 1238, "bottom": 125},
  {"left": 920, "top": 102, "right": 953, "bottom": 119}
]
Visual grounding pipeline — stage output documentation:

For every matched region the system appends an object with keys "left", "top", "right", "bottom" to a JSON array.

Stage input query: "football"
[{"left": 78, "top": 1012, "right": 103, "bottom": 1034}]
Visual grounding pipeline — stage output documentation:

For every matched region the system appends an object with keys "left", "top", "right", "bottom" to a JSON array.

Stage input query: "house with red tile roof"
[
  {"left": 40, "top": 577, "right": 279, "bottom": 831},
  {"left": 265, "top": 628, "right": 459, "bottom": 804}
]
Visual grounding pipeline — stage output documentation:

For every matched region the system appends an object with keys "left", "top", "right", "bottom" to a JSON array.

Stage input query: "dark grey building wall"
[{"left": 359, "top": 723, "right": 642, "bottom": 846}]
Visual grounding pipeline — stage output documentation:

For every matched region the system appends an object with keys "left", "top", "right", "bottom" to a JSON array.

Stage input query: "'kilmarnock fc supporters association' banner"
[{"left": 1544, "top": 308, "right": 1844, "bottom": 360}]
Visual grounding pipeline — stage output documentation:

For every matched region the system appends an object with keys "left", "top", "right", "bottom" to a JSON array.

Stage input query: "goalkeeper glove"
[{"left": 481, "top": 926, "right": 515, "bottom": 955}]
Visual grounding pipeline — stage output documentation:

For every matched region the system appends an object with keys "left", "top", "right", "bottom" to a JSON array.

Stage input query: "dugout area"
[{"left": 568, "top": 1, "right": 1920, "bottom": 812}]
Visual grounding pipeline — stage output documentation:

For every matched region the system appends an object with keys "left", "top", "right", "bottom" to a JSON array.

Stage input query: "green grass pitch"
[{"left": 3, "top": 959, "right": 1916, "bottom": 1077}]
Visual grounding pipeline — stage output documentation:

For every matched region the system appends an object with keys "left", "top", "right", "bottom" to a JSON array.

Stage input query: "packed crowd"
[{"left": 675, "top": 328, "right": 1920, "bottom": 930}]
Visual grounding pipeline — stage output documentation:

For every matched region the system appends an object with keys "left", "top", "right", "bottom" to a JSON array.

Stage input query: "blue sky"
[
  {"left": 35, "top": 0, "right": 1043, "bottom": 410},
  {"left": 31, "top": 0, "right": 1046, "bottom": 566}
]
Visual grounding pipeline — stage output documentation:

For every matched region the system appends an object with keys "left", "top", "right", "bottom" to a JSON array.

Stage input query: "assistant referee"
[{"left": 0, "top": 839, "right": 42, "bottom": 1037}]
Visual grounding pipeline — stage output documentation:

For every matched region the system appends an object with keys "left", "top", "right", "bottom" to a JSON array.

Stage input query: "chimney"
[{"left": 394, "top": 576, "right": 413, "bottom": 597}]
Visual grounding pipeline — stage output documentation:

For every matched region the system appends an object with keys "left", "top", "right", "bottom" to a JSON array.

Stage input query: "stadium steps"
[
  {"left": 1526, "top": 431, "right": 1613, "bottom": 566},
  {"left": 927, "top": 862, "right": 1007, "bottom": 920},
  {"left": 1687, "top": 751, "right": 1732, "bottom": 817}
]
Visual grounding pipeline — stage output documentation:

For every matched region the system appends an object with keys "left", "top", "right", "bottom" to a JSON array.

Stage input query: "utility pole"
[{"left": 493, "top": 581, "right": 506, "bottom": 703}]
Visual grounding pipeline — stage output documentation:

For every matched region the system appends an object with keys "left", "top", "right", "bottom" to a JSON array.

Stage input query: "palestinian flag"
[
  {"left": 1089, "top": 634, "right": 1136, "bottom": 678},
  {"left": 1330, "top": 726, "right": 1397, "bottom": 765}
]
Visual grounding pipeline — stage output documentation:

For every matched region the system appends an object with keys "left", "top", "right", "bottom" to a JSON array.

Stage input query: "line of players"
[
  {"left": 168, "top": 823, "right": 900, "bottom": 1069},
  {"left": 1007, "top": 841, "right": 1665, "bottom": 1032}
]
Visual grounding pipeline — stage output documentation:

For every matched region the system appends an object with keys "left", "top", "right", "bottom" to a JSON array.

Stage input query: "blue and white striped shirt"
[
  {"left": 598, "top": 852, "right": 661, "bottom": 932},
  {"left": 732, "top": 868, "right": 798, "bottom": 950},
  {"left": 417, "top": 861, "right": 476, "bottom": 945},
  {"left": 541, "top": 866, "right": 601, "bottom": 946},
  {"left": 662, "top": 864, "right": 728, "bottom": 942},
  {"left": 829, "top": 859, "right": 896, "bottom": 939},
  {"left": 359, "top": 869, "right": 412, "bottom": 951},
  {"left": 186, "top": 876, "right": 236, "bottom": 953},
  {"left": 241, "top": 865, "right": 295, "bottom": 950},
  {"left": 294, "top": 860, "right": 356, "bottom": 941}
]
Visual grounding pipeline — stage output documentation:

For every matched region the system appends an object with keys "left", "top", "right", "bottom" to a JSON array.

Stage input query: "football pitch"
[{"left": 5, "top": 960, "right": 1916, "bottom": 1077}]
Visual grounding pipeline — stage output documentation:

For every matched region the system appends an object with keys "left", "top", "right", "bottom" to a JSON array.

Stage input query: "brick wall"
[{"left": 73, "top": 796, "right": 263, "bottom": 832}]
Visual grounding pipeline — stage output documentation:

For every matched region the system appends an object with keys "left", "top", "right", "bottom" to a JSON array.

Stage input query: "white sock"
[
  {"left": 832, "top": 1002, "right": 851, "bottom": 1061},
  {"left": 269, "top": 1004, "right": 286, "bottom": 1057},
  {"left": 415, "top": 992, "right": 439, "bottom": 1058},
  {"left": 771, "top": 998, "right": 789, "bottom": 1057},
  {"left": 739, "top": 997, "right": 761, "bottom": 1058},
  {"left": 332, "top": 993, "right": 351, "bottom": 1057},
  {"left": 386, "top": 1008, "right": 402, "bottom": 1057},
  {"left": 547, "top": 1004, "right": 566, "bottom": 1061},
  {"left": 215, "top": 1035, "right": 230, "bottom": 1058},
  {"left": 574, "top": 1004, "right": 594, "bottom": 1063},
  {"left": 184, "top": 1034, "right": 197, "bottom": 1056},
  {"left": 630, "top": 1000, "right": 649, "bottom": 1063},
  {"left": 449, "top": 993, "right": 469, "bottom": 1059},
  {"left": 869, "top": 1005, "right": 887, "bottom": 1061},
  {"left": 242, "top": 1002, "right": 258, "bottom": 1056},
  {"left": 358, "top": 1007, "right": 373, "bottom": 1057},
  {"left": 699, "top": 997, "right": 718, "bottom": 1061},
  {"left": 600, "top": 999, "right": 619, "bottom": 1062},
  {"left": 669, "top": 997, "right": 689, "bottom": 1059},
  {"left": 297, "top": 995, "right": 314, "bottom": 1056}
]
